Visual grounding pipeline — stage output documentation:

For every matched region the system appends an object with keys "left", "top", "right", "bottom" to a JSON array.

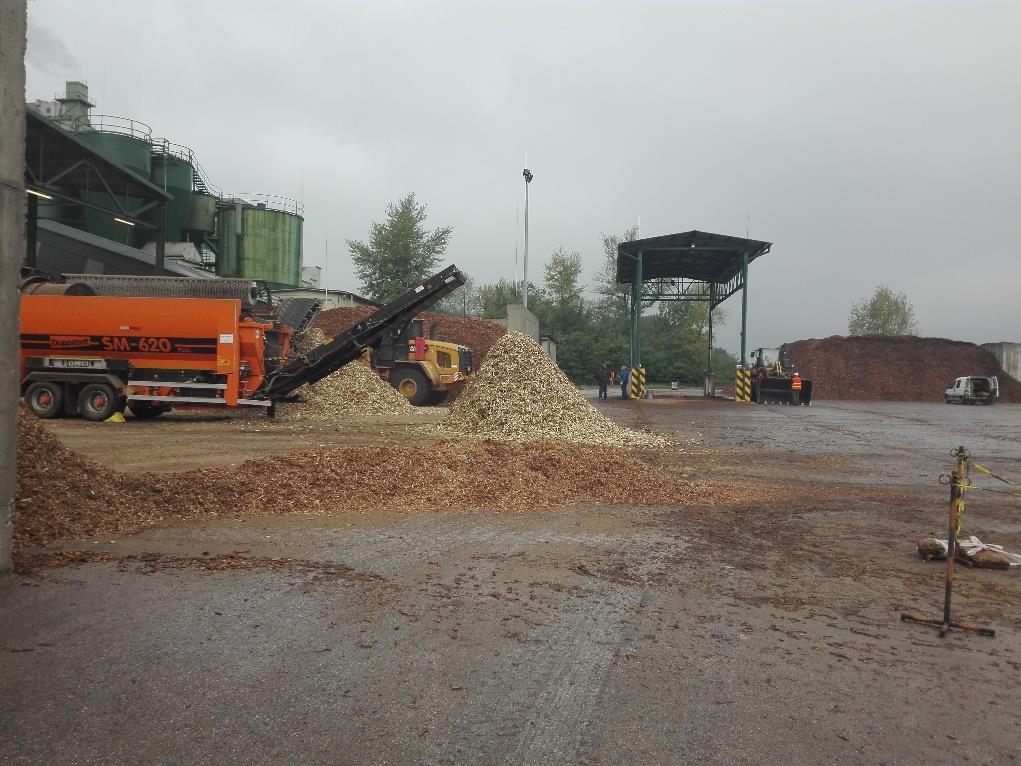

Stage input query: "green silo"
[
  {"left": 184, "top": 192, "right": 218, "bottom": 237},
  {"left": 216, "top": 200, "right": 303, "bottom": 288},
  {"left": 150, "top": 152, "right": 194, "bottom": 241},
  {"left": 76, "top": 128, "right": 152, "bottom": 245}
]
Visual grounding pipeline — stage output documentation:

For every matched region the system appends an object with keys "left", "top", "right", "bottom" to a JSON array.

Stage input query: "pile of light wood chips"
[
  {"left": 444, "top": 332, "right": 667, "bottom": 447},
  {"left": 276, "top": 358, "right": 412, "bottom": 422}
]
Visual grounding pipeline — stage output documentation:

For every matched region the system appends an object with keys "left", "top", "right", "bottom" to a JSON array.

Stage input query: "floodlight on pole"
[{"left": 522, "top": 167, "right": 533, "bottom": 308}]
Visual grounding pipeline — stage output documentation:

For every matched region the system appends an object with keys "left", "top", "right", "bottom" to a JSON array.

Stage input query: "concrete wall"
[
  {"left": 540, "top": 336, "right": 557, "bottom": 364},
  {"left": 981, "top": 343, "right": 1021, "bottom": 383},
  {"left": 0, "top": 0, "right": 28, "bottom": 572},
  {"left": 506, "top": 304, "right": 540, "bottom": 340}
]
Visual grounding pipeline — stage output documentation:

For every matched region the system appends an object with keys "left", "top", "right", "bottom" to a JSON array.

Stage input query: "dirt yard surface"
[{"left": 3, "top": 400, "right": 1021, "bottom": 765}]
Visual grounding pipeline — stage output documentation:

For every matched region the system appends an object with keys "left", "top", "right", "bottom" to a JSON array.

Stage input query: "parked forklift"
[{"left": 749, "top": 347, "right": 813, "bottom": 405}]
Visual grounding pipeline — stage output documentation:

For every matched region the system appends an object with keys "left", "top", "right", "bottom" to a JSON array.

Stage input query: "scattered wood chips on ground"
[
  {"left": 15, "top": 407, "right": 696, "bottom": 556},
  {"left": 443, "top": 332, "right": 667, "bottom": 447}
]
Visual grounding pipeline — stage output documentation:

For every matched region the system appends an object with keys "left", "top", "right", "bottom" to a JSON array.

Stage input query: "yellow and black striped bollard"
[
  {"left": 630, "top": 367, "right": 646, "bottom": 399},
  {"left": 735, "top": 368, "right": 752, "bottom": 402}
]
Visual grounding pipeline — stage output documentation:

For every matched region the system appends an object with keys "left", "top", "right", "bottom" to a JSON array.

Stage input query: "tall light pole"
[{"left": 522, "top": 167, "right": 533, "bottom": 308}]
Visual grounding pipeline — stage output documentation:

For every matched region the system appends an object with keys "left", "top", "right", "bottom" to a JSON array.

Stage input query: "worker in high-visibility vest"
[{"left": 791, "top": 372, "right": 802, "bottom": 405}]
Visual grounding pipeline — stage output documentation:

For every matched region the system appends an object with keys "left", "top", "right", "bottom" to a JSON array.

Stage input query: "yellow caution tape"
[{"left": 971, "top": 462, "right": 1020, "bottom": 487}]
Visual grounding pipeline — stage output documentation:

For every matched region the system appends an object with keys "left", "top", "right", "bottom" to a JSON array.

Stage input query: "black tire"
[
  {"left": 25, "top": 381, "right": 64, "bottom": 419},
  {"left": 392, "top": 368, "right": 430, "bottom": 406},
  {"left": 78, "top": 382, "right": 120, "bottom": 421},
  {"left": 944, "top": 396, "right": 951, "bottom": 404},
  {"left": 128, "top": 403, "right": 168, "bottom": 419}
]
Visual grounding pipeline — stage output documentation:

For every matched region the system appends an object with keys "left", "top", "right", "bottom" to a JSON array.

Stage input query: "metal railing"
[
  {"left": 152, "top": 137, "right": 223, "bottom": 198},
  {"left": 59, "top": 114, "right": 301, "bottom": 216},
  {"left": 65, "top": 113, "right": 154, "bottom": 143},
  {"left": 221, "top": 193, "right": 304, "bottom": 216}
]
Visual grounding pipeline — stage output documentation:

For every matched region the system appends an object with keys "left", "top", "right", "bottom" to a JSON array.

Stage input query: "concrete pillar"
[
  {"left": 0, "top": 0, "right": 27, "bottom": 572},
  {"left": 505, "top": 304, "right": 540, "bottom": 340}
]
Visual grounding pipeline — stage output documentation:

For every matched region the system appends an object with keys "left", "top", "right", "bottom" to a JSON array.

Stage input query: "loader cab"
[
  {"left": 752, "top": 348, "right": 787, "bottom": 373},
  {"left": 375, "top": 320, "right": 422, "bottom": 367}
]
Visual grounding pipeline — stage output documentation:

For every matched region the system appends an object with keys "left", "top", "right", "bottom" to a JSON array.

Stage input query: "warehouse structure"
[{"left": 24, "top": 81, "right": 304, "bottom": 287}]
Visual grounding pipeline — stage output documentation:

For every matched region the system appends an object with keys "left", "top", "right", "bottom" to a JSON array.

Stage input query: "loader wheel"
[
  {"left": 25, "top": 381, "right": 64, "bottom": 419},
  {"left": 392, "top": 369, "right": 430, "bottom": 406},
  {"left": 78, "top": 383, "right": 120, "bottom": 422}
]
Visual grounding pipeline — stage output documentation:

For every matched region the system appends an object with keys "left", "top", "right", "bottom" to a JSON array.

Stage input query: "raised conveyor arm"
[{"left": 258, "top": 265, "right": 465, "bottom": 400}]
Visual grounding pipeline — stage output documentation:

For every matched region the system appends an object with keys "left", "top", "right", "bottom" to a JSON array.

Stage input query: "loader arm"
[{"left": 257, "top": 265, "right": 465, "bottom": 401}]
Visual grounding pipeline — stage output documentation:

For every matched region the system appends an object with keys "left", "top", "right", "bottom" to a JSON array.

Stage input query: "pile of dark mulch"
[{"left": 783, "top": 335, "right": 1021, "bottom": 402}]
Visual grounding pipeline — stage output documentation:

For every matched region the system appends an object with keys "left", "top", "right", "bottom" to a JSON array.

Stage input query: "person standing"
[
  {"left": 596, "top": 363, "right": 610, "bottom": 400},
  {"left": 619, "top": 365, "right": 630, "bottom": 399},
  {"left": 791, "top": 372, "right": 802, "bottom": 405}
]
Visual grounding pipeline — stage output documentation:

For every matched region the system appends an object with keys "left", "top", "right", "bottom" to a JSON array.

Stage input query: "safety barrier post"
[
  {"left": 630, "top": 367, "right": 646, "bottom": 399},
  {"left": 735, "top": 367, "right": 751, "bottom": 403},
  {"left": 901, "top": 446, "right": 995, "bottom": 638}
]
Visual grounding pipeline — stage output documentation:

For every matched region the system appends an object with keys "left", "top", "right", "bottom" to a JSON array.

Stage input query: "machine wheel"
[
  {"left": 25, "top": 381, "right": 64, "bottom": 419},
  {"left": 128, "top": 403, "right": 168, "bottom": 419},
  {"left": 78, "top": 383, "right": 120, "bottom": 422},
  {"left": 392, "top": 368, "right": 431, "bottom": 406}
]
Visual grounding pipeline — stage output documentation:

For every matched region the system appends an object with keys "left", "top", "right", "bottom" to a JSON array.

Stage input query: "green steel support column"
[
  {"left": 630, "top": 249, "right": 643, "bottom": 368},
  {"left": 739, "top": 250, "right": 749, "bottom": 367}
]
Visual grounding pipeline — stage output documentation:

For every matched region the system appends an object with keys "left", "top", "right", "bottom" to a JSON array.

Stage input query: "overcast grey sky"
[{"left": 24, "top": 0, "right": 1021, "bottom": 352}]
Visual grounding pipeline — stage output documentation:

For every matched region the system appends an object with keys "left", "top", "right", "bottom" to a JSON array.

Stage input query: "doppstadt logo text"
[{"left": 50, "top": 336, "right": 94, "bottom": 349}]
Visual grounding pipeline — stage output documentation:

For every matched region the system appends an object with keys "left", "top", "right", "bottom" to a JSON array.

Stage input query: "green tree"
[
  {"left": 543, "top": 247, "right": 585, "bottom": 336},
  {"left": 478, "top": 279, "right": 519, "bottom": 319},
  {"left": 434, "top": 275, "right": 483, "bottom": 317},
  {"left": 593, "top": 225, "right": 638, "bottom": 321},
  {"left": 347, "top": 192, "right": 453, "bottom": 303},
  {"left": 848, "top": 286, "right": 917, "bottom": 336}
]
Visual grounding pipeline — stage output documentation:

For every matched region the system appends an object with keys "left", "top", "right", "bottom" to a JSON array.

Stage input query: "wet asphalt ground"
[{"left": 2, "top": 399, "right": 1021, "bottom": 765}]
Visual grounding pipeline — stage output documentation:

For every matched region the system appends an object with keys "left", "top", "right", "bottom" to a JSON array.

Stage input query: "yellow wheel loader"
[
  {"left": 365, "top": 318, "right": 474, "bottom": 405},
  {"left": 749, "top": 347, "right": 813, "bottom": 405}
]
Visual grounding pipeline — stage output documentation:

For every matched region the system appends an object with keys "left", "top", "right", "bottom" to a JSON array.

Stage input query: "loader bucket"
[
  {"left": 752, "top": 377, "right": 813, "bottom": 405},
  {"left": 753, "top": 377, "right": 791, "bottom": 404}
]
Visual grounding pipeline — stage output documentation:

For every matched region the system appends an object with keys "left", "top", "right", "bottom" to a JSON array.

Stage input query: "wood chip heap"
[
  {"left": 276, "top": 358, "right": 412, "bottom": 422},
  {"left": 443, "top": 332, "right": 667, "bottom": 447},
  {"left": 784, "top": 335, "right": 1021, "bottom": 402},
  {"left": 14, "top": 408, "right": 702, "bottom": 562}
]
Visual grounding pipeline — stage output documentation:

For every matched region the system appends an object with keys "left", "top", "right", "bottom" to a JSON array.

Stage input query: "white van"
[{"left": 945, "top": 376, "right": 999, "bottom": 405}]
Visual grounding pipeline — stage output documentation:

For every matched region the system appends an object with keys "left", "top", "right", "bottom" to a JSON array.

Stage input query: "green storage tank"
[
  {"left": 76, "top": 128, "right": 152, "bottom": 245},
  {"left": 216, "top": 200, "right": 303, "bottom": 288},
  {"left": 184, "top": 192, "right": 218, "bottom": 235},
  {"left": 150, "top": 152, "right": 194, "bottom": 241}
]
